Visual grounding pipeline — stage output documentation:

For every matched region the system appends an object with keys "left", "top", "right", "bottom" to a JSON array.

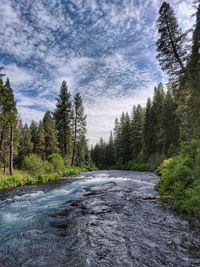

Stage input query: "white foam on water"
[
  {"left": 133, "top": 179, "right": 155, "bottom": 186},
  {"left": 13, "top": 191, "right": 44, "bottom": 201}
]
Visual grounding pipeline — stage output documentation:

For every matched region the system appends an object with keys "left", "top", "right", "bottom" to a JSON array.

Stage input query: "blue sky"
[{"left": 0, "top": 0, "right": 195, "bottom": 144}]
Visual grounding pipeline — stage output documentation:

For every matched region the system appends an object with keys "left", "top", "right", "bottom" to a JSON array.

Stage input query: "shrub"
[
  {"left": 48, "top": 154, "right": 65, "bottom": 171},
  {"left": 23, "top": 154, "right": 44, "bottom": 176},
  {"left": 43, "top": 160, "right": 54, "bottom": 173},
  {"left": 38, "top": 172, "right": 61, "bottom": 183},
  {"left": 157, "top": 139, "right": 200, "bottom": 217}
]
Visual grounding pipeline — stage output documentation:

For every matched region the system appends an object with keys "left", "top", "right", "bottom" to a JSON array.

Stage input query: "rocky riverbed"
[{"left": 0, "top": 171, "right": 200, "bottom": 266}]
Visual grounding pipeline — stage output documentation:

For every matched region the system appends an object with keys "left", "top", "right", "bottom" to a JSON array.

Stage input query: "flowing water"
[{"left": 0, "top": 170, "right": 200, "bottom": 267}]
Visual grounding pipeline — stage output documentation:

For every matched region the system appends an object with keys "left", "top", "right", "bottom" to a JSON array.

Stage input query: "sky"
[{"left": 0, "top": 0, "right": 195, "bottom": 145}]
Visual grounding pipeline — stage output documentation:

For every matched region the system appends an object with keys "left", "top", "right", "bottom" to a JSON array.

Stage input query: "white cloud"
[
  {"left": 4, "top": 64, "right": 33, "bottom": 86},
  {"left": 18, "top": 106, "right": 45, "bottom": 124}
]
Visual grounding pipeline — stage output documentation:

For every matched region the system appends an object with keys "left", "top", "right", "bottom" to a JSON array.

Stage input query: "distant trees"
[{"left": 91, "top": 84, "right": 180, "bottom": 169}]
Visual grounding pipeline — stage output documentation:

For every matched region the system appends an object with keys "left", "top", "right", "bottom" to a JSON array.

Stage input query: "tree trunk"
[
  {"left": 9, "top": 125, "right": 13, "bottom": 176},
  {"left": 3, "top": 161, "right": 6, "bottom": 174},
  {"left": 165, "top": 14, "right": 186, "bottom": 73},
  {"left": 71, "top": 111, "right": 78, "bottom": 166}
]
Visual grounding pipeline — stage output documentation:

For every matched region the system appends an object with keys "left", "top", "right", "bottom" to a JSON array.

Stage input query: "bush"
[
  {"left": 23, "top": 154, "right": 44, "bottom": 176},
  {"left": 38, "top": 172, "right": 61, "bottom": 183},
  {"left": 157, "top": 139, "right": 200, "bottom": 217},
  {"left": 48, "top": 154, "right": 65, "bottom": 171},
  {"left": 43, "top": 160, "right": 54, "bottom": 173}
]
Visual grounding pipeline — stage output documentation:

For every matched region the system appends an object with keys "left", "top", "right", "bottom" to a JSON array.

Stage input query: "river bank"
[
  {"left": 0, "top": 166, "right": 95, "bottom": 190},
  {"left": 0, "top": 170, "right": 200, "bottom": 267}
]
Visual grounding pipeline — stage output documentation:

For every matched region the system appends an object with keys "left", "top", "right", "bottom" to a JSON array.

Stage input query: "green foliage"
[
  {"left": 17, "top": 123, "right": 33, "bottom": 166},
  {"left": 0, "top": 166, "right": 88, "bottom": 190},
  {"left": 43, "top": 111, "right": 59, "bottom": 157},
  {"left": 0, "top": 78, "right": 17, "bottom": 175},
  {"left": 156, "top": 1, "right": 187, "bottom": 78},
  {"left": 23, "top": 154, "right": 45, "bottom": 176},
  {"left": 91, "top": 84, "right": 179, "bottom": 171},
  {"left": 157, "top": 140, "right": 200, "bottom": 216},
  {"left": 48, "top": 153, "right": 65, "bottom": 171},
  {"left": 54, "top": 80, "right": 72, "bottom": 158},
  {"left": 117, "top": 160, "right": 152, "bottom": 172},
  {"left": 71, "top": 92, "right": 88, "bottom": 166}
]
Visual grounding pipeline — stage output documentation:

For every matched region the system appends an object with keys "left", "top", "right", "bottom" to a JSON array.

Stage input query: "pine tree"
[
  {"left": 178, "top": 2, "right": 200, "bottom": 140},
  {"left": 43, "top": 111, "right": 59, "bottom": 158},
  {"left": 130, "top": 105, "right": 144, "bottom": 161},
  {"left": 151, "top": 83, "right": 165, "bottom": 154},
  {"left": 105, "top": 131, "right": 115, "bottom": 166},
  {"left": 17, "top": 123, "right": 33, "bottom": 165},
  {"left": 118, "top": 112, "right": 132, "bottom": 164},
  {"left": 156, "top": 1, "right": 187, "bottom": 78},
  {"left": 113, "top": 118, "right": 120, "bottom": 161},
  {"left": 188, "top": 2, "right": 200, "bottom": 95},
  {"left": 143, "top": 98, "right": 154, "bottom": 159},
  {"left": 0, "top": 78, "right": 17, "bottom": 175},
  {"left": 30, "top": 121, "right": 38, "bottom": 153},
  {"left": 54, "top": 81, "right": 72, "bottom": 160},
  {"left": 161, "top": 89, "right": 179, "bottom": 156},
  {"left": 34, "top": 121, "right": 45, "bottom": 159},
  {"left": 71, "top": 93, "right": 87, "bottom": 166}
]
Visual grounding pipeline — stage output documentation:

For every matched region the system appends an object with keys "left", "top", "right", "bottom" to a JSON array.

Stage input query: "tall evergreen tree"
[
  {"left": 30, "top": 121, "right": 38, "bottom": 153},
  {"left": 161, "top": 89, "right": 179, "bottom": 156},
  {"left": 188, "top": 2, "right": 200, "bottom": 94},
  {"left": 143, "top": 98, "right": 154, "bottom": 159},
  {"left": 130, "top": 105, "right": 144, "bottom": 160},
  {"left": 54, "top": 81, "right": 72, "bottom": 160},
  {"left": 105, "top": 131, "right": 115, "bottom": 166},
  {"left": 34, "top": 121, "right": 45, "bottom": 159},
  {"left": 17, "top": 123, "right": 33, "bottom": 166},
  {"left": 0, "top": 78, "right": 17, "bottom": 175},
  {"left": 71, "top": 93, "right": 87, "bottom": 166},
  {"left": 151, "top": 83, "right": 165, "bottom": 154},
  {"left": 43, "top": 111, "right": 59, "bottom": 158},
  {"left": 118, "top": 112, "right": 132, "bottom": 164},
  {"left": 156, "top": 1, "right": 187, "bottom": 78}
]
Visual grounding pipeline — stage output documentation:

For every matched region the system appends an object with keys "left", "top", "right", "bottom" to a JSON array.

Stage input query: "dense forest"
[
  {"left": 0, "top": 77, "right": 90, "bottom": 188},
  {"left": 91, "top": 82, "right": 179, "bottom": 170},
  {"left": 91, "top": 1, "right": 200, "bottom": 215}
]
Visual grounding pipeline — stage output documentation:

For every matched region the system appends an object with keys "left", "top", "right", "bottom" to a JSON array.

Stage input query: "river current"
[{"left": 0, "top": 170, "right": 200, "bottom": 267}]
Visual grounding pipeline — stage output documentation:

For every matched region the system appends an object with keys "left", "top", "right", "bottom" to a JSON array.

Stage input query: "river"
[{"left": 0, "top": 170, "right": 200, "bottom": 267}]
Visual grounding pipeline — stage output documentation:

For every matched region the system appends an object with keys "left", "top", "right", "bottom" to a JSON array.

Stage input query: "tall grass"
[{"left": 0, "top": 166, "right": 90, "bottom": 190}]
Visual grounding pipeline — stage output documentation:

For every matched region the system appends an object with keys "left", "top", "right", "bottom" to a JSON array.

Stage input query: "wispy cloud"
[{"left": 0, "top": 0, "right": 195, "bottom": 144}]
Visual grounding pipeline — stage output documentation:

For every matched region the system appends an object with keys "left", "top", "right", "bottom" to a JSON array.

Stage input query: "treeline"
[
  {"left": 91, "top": 83, "right": 179, "bottom": 170},
  {"left": 92, "top": 0, "right": 200, "bottom": 216},
  {"left": 0, "top": 79, "right": 89, "bottom": 176}
]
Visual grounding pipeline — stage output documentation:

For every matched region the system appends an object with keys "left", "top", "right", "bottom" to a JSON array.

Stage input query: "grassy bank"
[
  {"left": 0, "top": 153, "right": 97, "bottom": 190},
  {"left": 156, "top": 140, "right": 200, "bottom": 217},
  {"left": 0, "top": 166, "right": 91, "bottom": 190}
]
